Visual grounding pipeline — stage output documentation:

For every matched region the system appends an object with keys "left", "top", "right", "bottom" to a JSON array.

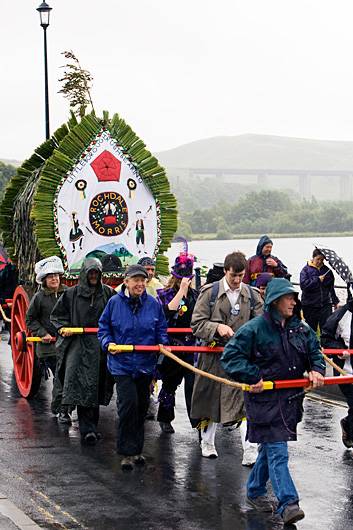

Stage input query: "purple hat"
[
  {"left": 255, "top": 272, "right": 273, "bottom": 288},
  {"left": 171, "top": 253, "right": 195, "bottom": 279},
  {"left": 171, "top": 237, "right": 195, "bottom": 279}
]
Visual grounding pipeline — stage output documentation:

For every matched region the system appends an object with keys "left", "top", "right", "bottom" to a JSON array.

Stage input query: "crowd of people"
[{"left": 21, "top": 234, "right": 352, "bottom": 527}]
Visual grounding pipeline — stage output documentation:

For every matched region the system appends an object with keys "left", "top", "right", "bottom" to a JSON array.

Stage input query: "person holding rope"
[
  {"left": 156, "top": 249, "right": 198, "bottom": 434},
  {"left": 115, "top": 257, "right": 164, "bottom": 420},
  {"left": 51, "top": 258, "right": 115, "bottom": 445},
  {"left": 321, "top": 298, "right": 353, "bottom": 448},
  {"left": 26, "top": 256, "right": 69, "bottom": 422},
  {"left": 221, "top": 278, "right": 325, "bottom": 525},
  {"left": 98, "top": 264, "right": 169, "bottom": 471},
  {"left": 190, "top": 251, "right": 263, "bottom": 462}
]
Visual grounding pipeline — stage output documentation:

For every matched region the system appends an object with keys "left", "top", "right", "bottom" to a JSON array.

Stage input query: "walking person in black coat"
[{"left": 51, "top": 258, "right": 115, "bottom": 445}]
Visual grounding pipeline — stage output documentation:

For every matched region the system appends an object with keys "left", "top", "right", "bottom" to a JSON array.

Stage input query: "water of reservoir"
[{"left": 167, "top": 235, "right": 353, "bottom": 287}]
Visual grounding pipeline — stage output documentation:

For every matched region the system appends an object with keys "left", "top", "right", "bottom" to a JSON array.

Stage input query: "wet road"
[{"left": 1, "top": 335, "right": 353, "bottom": 530}]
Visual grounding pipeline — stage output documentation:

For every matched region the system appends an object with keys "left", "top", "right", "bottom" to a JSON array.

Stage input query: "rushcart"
[{"left": 0, "top": 112, "right": 177, "bottom": 398}]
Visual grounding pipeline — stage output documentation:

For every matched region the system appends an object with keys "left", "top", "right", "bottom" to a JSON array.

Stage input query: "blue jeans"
[{"left": 247, "top": 442, "right": 299, "bottom": 515}]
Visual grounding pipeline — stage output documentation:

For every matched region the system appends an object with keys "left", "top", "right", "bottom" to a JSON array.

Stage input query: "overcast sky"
[{"left": 2, "top": 0, "right": 353, "bottom": 161}]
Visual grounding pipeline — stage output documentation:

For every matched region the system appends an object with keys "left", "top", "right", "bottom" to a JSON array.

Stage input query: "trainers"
[
  {"left": 121, "top": 456, "right": 134, "bottom": 471},
  {"left": 82, "top": 432, "right": 97, "bottom": 445},
  {"left": 246, "top": 495, "right": 274, "bottom": 513},
  {"left": 242, "top": 447, "right": 258, "bottom": 467},
  {"left": 282, "top": 503, "right": 305, "bottom": 524},
  {"left": 159, "top": 421, "right": 175, "bottom": 434},
  {"left": 133, "top": 454, "right": 146, "bottom": 466},
  {"left": 58, "top": 412, "right": 72, "bottom": 425},
  {"left": 340, "top": 419, "right": 353, "bottom": 448},
  {"left": 200, "top": 440, "right": 218, "bottom": 458}
]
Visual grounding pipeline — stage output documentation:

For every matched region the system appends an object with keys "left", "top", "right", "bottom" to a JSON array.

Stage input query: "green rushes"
[{"left": 0, "top": 111, "right": 177, "bottom": 280}]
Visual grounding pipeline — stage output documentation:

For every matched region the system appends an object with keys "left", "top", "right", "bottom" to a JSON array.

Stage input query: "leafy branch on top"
[{"left": 58, "top": 50, "right": 95, "bottom": 117}]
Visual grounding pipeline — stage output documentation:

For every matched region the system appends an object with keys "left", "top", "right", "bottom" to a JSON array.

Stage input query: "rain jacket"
[
  {"left": 221, "top": 279, "right": 325, "bottom": 443},
  {"left": 300, "top": 261, "right": 339, "bottom": 308},
  {"left": 190, "top": 280, "right": 263, "bottom": 424},
  {"left": 50, "top": 259, "right": 115, "bottom": 409},
  {"left": 26, "top": 284, "right": 67, "bottom": 358},
  {"left": 243, "top": 235, "right": 290, "bottom": 285},
  {"left": 98, "top": 285, "right": 169, "bottom": 377}
]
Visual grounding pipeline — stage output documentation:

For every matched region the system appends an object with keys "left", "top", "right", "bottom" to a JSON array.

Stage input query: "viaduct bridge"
[{"left": 175, "top": 167, "right": 353, "bottom": 200}]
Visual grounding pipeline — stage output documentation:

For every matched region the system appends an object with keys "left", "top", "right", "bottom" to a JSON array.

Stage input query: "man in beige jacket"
[{"left": 191, "top": 251, "right": 263, "bottom": 462}]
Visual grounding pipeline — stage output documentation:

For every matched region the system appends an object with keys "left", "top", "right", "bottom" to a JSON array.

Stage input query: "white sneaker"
[
  {"left": 200, "top": 440, "right": 218, "bottom": 458},
  {"left": 242, "top": 446, "right": 258, "bottom": 466}
]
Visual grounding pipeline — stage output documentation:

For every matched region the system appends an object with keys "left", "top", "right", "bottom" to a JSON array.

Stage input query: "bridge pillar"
[
  {"left": 257, "top": 173, "right": 268, "bottom": 187},
  {"left": 299, "top": 174, "right": 311, "bottom": 199},
  {"left": 339, "top": 175, "right": 352, "bottom": 200}
]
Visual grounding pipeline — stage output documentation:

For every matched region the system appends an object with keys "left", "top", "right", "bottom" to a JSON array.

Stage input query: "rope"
[
  {"left": 158, "top": 345, "right": 245, "bottom": 389},
  {"left": 322, "top": 351, "right": 348, "bottom": 377},
  {"left": 0, "top": 304, "right": 11, "bottom": 323}
]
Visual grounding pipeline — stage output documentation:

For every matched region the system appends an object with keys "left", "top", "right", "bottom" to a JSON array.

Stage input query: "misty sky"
[{"left": 2, "top": 0, "right": 353, "bottom": 161}]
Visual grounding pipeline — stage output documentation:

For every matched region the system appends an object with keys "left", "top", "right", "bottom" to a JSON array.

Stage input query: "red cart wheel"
[{"left": 10, "top": 286, "right": 41, "bottom": 398}]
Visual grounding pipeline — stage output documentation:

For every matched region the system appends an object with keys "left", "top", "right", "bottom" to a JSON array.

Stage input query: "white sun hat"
[{"left": 35, "top": 256, "right": 64, "bottom": 284}]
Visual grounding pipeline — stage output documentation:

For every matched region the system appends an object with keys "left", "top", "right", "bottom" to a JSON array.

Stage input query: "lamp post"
[{"left": 37, "top": 1, "right": 52, "bottom": 140}]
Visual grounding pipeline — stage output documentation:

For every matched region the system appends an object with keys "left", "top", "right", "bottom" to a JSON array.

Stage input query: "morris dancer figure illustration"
[
  {"left": 135, "top": 210, "right": 146, "bottom": 255},
  {"left": 127, "top": 206, "right": 152, "bottom": 255},
  {"left": 69, "top": 212, "right": 84, "bottom": 252}
]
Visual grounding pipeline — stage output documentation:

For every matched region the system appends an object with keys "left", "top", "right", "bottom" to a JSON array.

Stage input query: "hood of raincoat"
[
  {"left": 78, "top": 258, "right": 103, "bottom": 296},
  {"left": 256, "top": 235, "right": 273, "bottom": 256},
  {"left": 264, "top": 278, "right": 297, "bottom": 311}
]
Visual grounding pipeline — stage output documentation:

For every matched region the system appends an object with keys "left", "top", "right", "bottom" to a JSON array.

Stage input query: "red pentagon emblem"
[{"left": 91, "top": 150, "right": 121, "bottom": 182}]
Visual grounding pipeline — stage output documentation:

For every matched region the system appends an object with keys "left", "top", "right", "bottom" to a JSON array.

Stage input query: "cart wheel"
[{"left": 10, "top": 286, "right": 41, "bottom": 398}]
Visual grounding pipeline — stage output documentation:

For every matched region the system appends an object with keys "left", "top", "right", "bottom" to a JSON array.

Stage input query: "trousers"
[
  {"left": 302, "top": 304, "right": 332, "bottom": 333},
  {"left": 157, "top": 353, "right": 197, "bottom": 427},
  {"left": 247, "top": 442, "right": 299, "bottom": 515},
  {"left": 77, "top": 406, "right": 100, "bottom": 437},
  {"left": 114, "top": 374, "right": 152, "bottom": 456}
]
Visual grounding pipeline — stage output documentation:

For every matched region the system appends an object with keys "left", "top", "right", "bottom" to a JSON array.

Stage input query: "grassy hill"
[{"left": 157, "top": 133, "right": 353, "bottom": 171}]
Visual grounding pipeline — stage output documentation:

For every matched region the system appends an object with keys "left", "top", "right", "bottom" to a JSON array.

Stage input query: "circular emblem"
[
  {"left": 75, "top": 179, "right": 87, "bottom": 192},
  {"left": 127, "top": 178, "right": 137, "bottom": 191},
  {"left": 89, "top": 192, "right": 129, "bottom": 237}
]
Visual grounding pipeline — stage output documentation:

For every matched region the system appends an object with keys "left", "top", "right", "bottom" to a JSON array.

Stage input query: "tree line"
[{"left": 176, "top": 190, "right": 353, "bottom": 239}]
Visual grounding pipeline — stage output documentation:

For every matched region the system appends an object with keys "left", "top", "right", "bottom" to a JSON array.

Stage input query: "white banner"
[{"left": 54, "top": 129, "right": 159, "bottom": 272}]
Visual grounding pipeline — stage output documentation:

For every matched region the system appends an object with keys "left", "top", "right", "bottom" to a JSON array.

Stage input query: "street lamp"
[{"left": 37, "top": 1, "right": 52, "bottom": 140}]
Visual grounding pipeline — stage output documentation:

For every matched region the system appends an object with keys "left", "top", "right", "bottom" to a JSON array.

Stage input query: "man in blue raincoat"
[
  {"left": 221, "top": 278, "right": 325, "bottom": 526},
  {"left": 98, "top": 264, "right": 169, "bottom": 471}
]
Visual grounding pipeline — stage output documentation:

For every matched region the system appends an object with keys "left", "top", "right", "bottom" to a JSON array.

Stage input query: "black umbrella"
[{"left": 317, "top": 247, "right": 353, "bottom": 284}]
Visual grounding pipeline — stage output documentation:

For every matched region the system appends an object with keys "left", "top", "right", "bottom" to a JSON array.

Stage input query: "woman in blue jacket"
[
  {"left": 98, "top": 264, "right": 169, "bottom": 470},
  {"left": 300, "top": 248, "right": 339, "bottom": 333},
  {"left": 221, "top": 279, "right": 325, "bottom": 525}
]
